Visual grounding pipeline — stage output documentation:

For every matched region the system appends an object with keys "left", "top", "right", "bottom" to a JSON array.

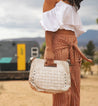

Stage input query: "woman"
[{"left": 40, "top": 0, "right": 92, "bottom": 106}]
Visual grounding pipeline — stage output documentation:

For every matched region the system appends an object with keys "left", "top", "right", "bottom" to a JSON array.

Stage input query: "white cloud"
[
  {"left": 0, "top": 0, "right": 44, "bottom": 40},
  {"left": 83, "top": 24, "right": 98, "bottom": 31},
  {"left": 0, "top": 0, "right": 42, "bottom": 28},
  {"left": 0, "top": 0, "right": 97, "bottom": 40},
  {"left": 0, "top": 27, "right": 45, "bottom": 40},
  {"left": 79, "top": 0, "right": 98, "bottom": 25}
]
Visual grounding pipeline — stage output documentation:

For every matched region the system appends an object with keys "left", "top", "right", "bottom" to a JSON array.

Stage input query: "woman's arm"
[
  {"left": 43, "top": 0, "right": 59, "bottom": 66},
  {"left": 44, "top": 31, "right": 57, "bottom": 66},
  {"left": 44, "top": 31, "right": 55, "bottom": 60}
]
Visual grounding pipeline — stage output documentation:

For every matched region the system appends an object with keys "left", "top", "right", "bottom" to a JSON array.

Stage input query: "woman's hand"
[
  {"left": 44, "top": 59, "right": 57, "bottom": 67},
  {"left": 44, "top": 46, "right": 57, "bottom": 67}
]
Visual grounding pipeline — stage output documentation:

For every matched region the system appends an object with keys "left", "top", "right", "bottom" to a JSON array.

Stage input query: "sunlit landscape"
[
  {"left": 0, "top": 0, "right": 98, "bottom": 106},
  {"left": 0, "top": 74, "right": 98, "bottom": 106}
]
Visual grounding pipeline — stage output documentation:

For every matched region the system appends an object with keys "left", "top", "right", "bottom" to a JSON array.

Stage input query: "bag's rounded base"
[{"left": 28, "top": 80, "right": 71, "bottom": 94}]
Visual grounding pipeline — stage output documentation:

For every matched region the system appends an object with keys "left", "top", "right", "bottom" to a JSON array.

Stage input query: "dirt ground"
[{"left": 0, "top": 75, "right": 98, "bottom": 106}]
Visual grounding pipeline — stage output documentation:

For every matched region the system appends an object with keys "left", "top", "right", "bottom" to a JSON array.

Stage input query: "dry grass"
[{"left": 0, "top": 75, "right": 98, "bottom": 106}]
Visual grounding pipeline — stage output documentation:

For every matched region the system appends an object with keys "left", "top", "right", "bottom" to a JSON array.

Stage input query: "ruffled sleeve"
[
  {"left": 40, "top": 8, "right": 60, "bottom": 32},
  {"left": 40, "top": 1, "right": 86, "bottom": 37}
]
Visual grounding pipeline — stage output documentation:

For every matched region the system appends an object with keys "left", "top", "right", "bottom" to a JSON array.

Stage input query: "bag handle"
[
  {"left": 44, "top": 59, "right": 57, "bottom": 67},
  {"left": 29, "top": 57, "right": 36, "bottom": 64}
]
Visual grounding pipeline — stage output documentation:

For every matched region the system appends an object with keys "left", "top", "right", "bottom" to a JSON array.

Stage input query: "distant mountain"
[
  {"left": 1, "top": 30, "right": 98, "bottom": 47},
  {"left": 78, "top": 30, "right": 98, "bottom": 46},
  {"left": 0, "top": 37, "right": 45, "bottom": 47}
]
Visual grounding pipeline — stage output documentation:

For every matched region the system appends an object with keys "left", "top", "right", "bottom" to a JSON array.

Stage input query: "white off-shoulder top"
[{"left": 40, "top": 0, "right": 86, "bottom": 37}]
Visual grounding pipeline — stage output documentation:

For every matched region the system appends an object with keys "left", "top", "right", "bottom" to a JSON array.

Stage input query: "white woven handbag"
[{"left": 28, "top": 57, "right": 71, "bottom": 94}]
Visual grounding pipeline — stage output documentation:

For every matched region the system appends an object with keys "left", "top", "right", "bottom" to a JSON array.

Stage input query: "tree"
[
  {"left": 94, "top": 54, "right": 98, "bottom": 75},
  {"left": 40, "top": 42, "right": 46, "bottom": 59},
  {"left": 96, "top": 18, "right": 98, "bottom": 24},
  {"left": 81, "top": 60, "right": 92, "bottom": 74},
  {"left": 83, "top": 40, "right": 95, "bottom": 61},
  {"left": 81, "top": 41, "right": 95, "bottom": 75}
]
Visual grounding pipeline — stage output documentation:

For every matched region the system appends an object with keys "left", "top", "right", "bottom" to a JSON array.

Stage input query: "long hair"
[{"left": 63, "top": 0, "right": 83, "bottom": 10}]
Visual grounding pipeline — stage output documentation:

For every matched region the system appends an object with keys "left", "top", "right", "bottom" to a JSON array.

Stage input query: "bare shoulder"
[
  {"left": 44, "top": 0, "right": 59, "bottom": 3},
  {"left": 43, "top": 0, "right": 60, "bottom": 12}
]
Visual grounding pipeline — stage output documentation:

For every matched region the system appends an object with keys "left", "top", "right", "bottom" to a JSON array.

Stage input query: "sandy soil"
[{"left": 0, "top": 75, "right": 98, "bottom": 106}]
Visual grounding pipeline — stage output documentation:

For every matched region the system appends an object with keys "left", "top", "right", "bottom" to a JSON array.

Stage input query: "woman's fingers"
[
  {"left": 88, "top": 59, "right": 93, "bottom": 63},
  {"left": 44, "top": 59, "right": 57, "bottom": 67}
]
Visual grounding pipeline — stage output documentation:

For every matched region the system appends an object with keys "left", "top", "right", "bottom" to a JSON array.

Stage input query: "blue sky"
[{"left": 0, "top": 0, "right": 97, "bottom": 40}]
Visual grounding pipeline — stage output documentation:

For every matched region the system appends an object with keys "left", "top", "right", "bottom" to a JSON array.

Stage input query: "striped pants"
[{"left": 51, "top": 29, "right": 82, "bottom": 106}]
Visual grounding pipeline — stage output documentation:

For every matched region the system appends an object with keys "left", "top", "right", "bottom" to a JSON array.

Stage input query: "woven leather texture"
[{"left": 28, "top": 58, "right": 71, "bottom": 94}]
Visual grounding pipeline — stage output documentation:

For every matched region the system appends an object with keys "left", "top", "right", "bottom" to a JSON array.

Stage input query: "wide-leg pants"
[{"left": 52, "top": 29, "right": 82, "bottom": 106}]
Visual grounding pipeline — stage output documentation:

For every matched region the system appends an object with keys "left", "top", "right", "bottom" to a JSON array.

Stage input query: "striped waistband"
[{"left": 56, "top": 29, "right": 75, "bottom": 35}]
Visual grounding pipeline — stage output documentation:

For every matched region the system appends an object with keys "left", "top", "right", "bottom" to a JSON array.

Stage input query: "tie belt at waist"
[
  {"left": 69, "top": 43, "right": 92, "bottom": 64},
  {"left": 54, "top": 41, "right": 92, "bottom": 65}
]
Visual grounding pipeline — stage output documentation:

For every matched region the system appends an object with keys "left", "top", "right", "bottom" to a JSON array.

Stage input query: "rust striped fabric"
[{"left": 51, "top": 29, "right": 82, "bottom": 106}]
